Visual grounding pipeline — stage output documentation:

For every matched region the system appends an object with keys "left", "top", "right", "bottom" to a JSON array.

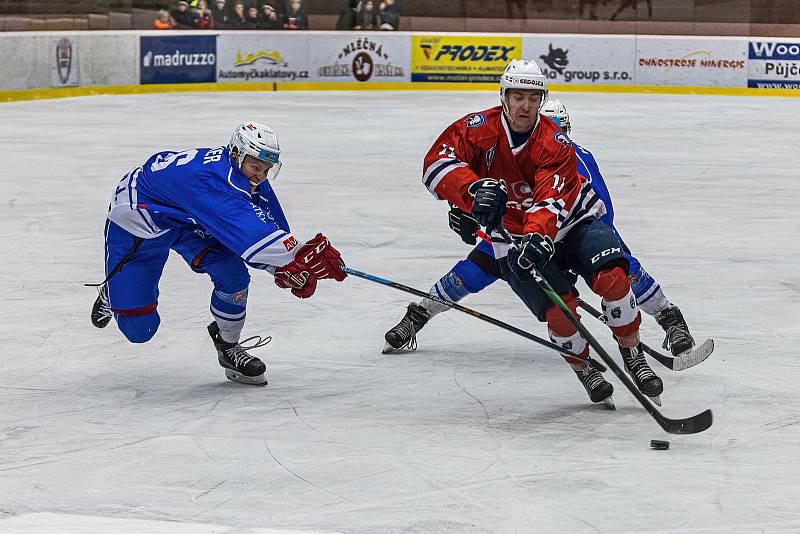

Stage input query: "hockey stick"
[
  {"left": 495, "top": 227, "right": 712, "bottom": 435},
  {"left": 576, "top": 298, "right": 714, "bottom": 372},
  {"left": 342, "top": 266, "right": 606, "bottom": 367},
  {"left": 473, "top": 230, "right": 713, "bottom": 372}
]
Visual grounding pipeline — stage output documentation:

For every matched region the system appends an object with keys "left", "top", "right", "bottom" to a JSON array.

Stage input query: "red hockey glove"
[
  {"left": 293, "top": 233, "right": 347, "bottom": 281},
  {"left": 273, "top": 233, "right": 346, "bottom": 299},
  {"left": 274, "top": 263, "right": 318, "bottom": 299}
]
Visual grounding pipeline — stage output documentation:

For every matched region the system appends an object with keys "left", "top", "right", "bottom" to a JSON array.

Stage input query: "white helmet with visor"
[
  {"left": 541, "top": 99, "right": 571, "bottom": 134},
  {"left": 229, "top": 121, "right": 282, "bottom": 181}
]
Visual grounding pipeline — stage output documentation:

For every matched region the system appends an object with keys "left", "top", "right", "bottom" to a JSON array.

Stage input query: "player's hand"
[
  {"left": 468, "top": 178, "right": 507, "bottom": 234},
  {"left": 294, "top": 233, "right": 347, "bottom": 281},
  {"left": 274, "top": 233, "right": 346, "bottom": 298},
  {"left": 448, "top": 205, "right": 479, "bottom": 245},
  {"left": 516, "top": 233, "right": 555, "bottom": 272},
  {"left": 274, "top": 265, "right": 318, "bottom": 299}
]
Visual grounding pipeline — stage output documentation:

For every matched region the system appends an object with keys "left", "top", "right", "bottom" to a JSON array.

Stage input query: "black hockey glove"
[
  {"left": 468, "top": 178, "right": 507, "bottom": 234},
  {"left": 516, "top": 233, "right": 555, "bottom": 272},
  {"left": 448, "top": 205, "right": 480, "bottom": 245}
]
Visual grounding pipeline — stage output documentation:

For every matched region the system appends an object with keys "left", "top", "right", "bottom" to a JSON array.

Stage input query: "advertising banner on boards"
[
  {"left": 217, "top": 33, "right": 309, "bottom": 83},
  {"left": 307, "top": 34, "right": 410, "bottom": 83},
  {"left": 412, "top": 35, "right": 521, "bottom": 83},
  {"left": 523, "top": 35, "right": 635, "bottom": 85},
  {"left": 51, "top": 36, "right": 79, "bottom": 87},
  {"left": 747, "top": 40, "right": 800, "bottom": 89},
  {"left": 635, "top": 37, "right": 747, "bottom": 87},
  {"left": 140, "top": 35, "right": 216, "bottom": 84}
]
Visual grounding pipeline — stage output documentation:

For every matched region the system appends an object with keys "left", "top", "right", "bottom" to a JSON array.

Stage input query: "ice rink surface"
[{"left": 1, "top": 90, "right": 799, "bottom": 533}]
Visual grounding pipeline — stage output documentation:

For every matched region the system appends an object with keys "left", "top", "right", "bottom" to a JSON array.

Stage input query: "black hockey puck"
[{"left": 650, "top": 439, "right": 670, "bottom": 450}]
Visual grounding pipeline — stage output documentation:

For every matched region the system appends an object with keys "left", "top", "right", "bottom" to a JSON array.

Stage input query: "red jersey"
[{"left": 422, "top": 106, "right": 604, "bottom": 241}]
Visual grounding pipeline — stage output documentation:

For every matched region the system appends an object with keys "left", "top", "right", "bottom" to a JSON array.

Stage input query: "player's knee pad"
[
  {"left": 591, "top": 266, "right": 630, "bottom": 301},
  {"left": 545, "top": 293, "right": 579, "bottom": 338},
  {"left": 593, "top": 267, "right": 641, "bottom": 343},
  {"left": 115, "top": 310, "right": 160, "bottom": 344},
  {"left": 451, "top": 258, "right": 498, "bottom": 294},
  {"left": 548, "top": 328, "right": 588, "bottom": 368}
]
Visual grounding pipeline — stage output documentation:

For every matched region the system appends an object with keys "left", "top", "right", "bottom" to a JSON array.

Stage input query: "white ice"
[{"left": 1, "top": 91, "right": 799, "bottom": 533}]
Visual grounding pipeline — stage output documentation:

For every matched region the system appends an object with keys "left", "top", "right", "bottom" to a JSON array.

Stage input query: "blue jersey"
[
  {"left": 573, "top": 142, "right": 614, "bottom": 229},
  {"left": 107, "top": 146, "right": 298, "bottom": 269}
]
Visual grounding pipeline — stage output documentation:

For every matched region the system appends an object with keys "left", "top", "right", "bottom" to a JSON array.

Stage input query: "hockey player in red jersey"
[{"left": 409, "top": 59, "right": 663, "bottom": 405}]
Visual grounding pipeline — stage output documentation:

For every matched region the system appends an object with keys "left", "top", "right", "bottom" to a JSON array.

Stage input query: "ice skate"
[
  {"left": 620, "top": 343, "right": 663, "bottom": 404},
  {"left": 383, "top": 303, "right": 431, "bottom": 353},
  {"left": 207, "top": 322, "right": 270, "bottom": 386},
  {"left": 574, "top": 358, "right": 615, "bottom": 409},
  {"left": 91, "top": 284, "right": 112, "bottom": 329},
  {"left": 655, "top": 304, "right": 695, "bottom": 357}
]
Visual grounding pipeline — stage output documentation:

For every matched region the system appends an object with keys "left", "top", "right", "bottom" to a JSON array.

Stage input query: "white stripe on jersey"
[
  {"left": 242, "top": 229, "right": 289, "bottom": 260},
  {"left": 422, "top": 158, "right": 468, "bottom": 199}
]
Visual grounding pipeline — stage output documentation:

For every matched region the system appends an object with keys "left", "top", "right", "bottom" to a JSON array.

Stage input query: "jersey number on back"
[{"left": 150, "top": 150, "right": 199, "bottom": 172}]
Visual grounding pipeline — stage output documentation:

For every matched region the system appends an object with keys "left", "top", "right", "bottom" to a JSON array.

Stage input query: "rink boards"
[{"left": 1, "top": 30, "right": 799, "bottom": 101}]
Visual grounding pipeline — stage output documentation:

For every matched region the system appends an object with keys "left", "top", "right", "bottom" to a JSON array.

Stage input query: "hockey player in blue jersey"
[
  {"left": 384, "top": 99, "right": 696, "bottom": 360},
  {"left": 90, "top": 121, "right": 347, "bottom": 386}
]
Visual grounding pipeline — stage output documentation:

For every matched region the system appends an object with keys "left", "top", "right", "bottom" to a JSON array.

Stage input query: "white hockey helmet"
[
  {"left": 541, "top": 99, "right": 571, "bottom": 134},
  {"left": 229, "top": 121, "right": 282, "bottom": 180},
  {"left": 500, "top": 59, "right": 549, "bottom": 114}
]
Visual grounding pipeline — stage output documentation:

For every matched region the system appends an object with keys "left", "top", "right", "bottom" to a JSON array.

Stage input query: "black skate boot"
[
  {"left": 91, "top": 284, "right": 112, "bottom": 329},
  {"left": 655, "top": 305, "right": 695, "bottom": 357},
  {"left": 383, "top": 303, "right": 431, "bottom": 353},
  {"left": 620, "top": 343, "right": 663, "bottom": 403},
  {"left": 207, "top": 322, "right": 270, "bottom": 386},
  {"left": 574, "top": 359, "right": 615, "bottom": 409}
]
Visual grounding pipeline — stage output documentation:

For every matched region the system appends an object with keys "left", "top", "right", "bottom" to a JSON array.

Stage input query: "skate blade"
[
  {"left": 225, "top": 369, "right": 267, "bottom": 386},
  {"left": 649, "top": 395, "right": 662, "bottom": 406},
  {"left": 602, "top": 397, "right": 616, "bottom": 410},
  {"left": 382, "top": 341, "right": 398, "bottom": 354}
]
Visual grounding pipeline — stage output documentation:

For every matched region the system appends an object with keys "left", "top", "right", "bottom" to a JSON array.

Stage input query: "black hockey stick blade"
[{"left": 658, "top": 408, "right": 713, "bottom": 435}]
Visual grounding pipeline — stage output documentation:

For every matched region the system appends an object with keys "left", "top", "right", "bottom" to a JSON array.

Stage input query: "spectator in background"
[
  {"left": 260, "top": 3, "right": 283, "bottom": 29},
  {"left": 283, "top": 0, "right": 308, "bottom": 29},
  {"left": 171, "top": 0, "right": 195, "bottom": 28},
  {"left": 194, "top": 0, "right": 214, "bottom": 28},
  {"left": 153, "top": 9, "right": 177, "bottom": 29},
  {"left": 336, "top": 0, "right": 361, "bottom": 30},
  {"left": 210, "top": 0, "right": 232, "bottom": 28},
  {"left": 378, "top": 0, "right": 399, "bottom": 30},
  {"left": 246, "top": 4, "right": 262, "bottom": 28},
  {"left": 358, "top": 0, "right": 377, "bottom": 30},
  {"left": 229, "top": 1, "right": 248, "bottom": 28}
]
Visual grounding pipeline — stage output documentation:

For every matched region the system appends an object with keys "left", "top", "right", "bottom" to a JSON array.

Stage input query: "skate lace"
[
  {"left": 624, "top": 348, "right": 655, "bottom": 381},
  {"left": 396, "top": 317, "right": 419, "bottom": 351},
  {"left": 96, "top": 286, "right": 112, "bottom": 321},
  {"left": 581, "top": 367, "right": 605, "bottom": 390},
  {"left": 226, "top": 335, "right": 271, "bottom": 368},
  {"left": 662, "top": 325, "right": 694, "bottom": 352}
]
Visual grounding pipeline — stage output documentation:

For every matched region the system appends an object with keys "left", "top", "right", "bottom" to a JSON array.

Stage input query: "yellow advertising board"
[{"left": 412, "top": 35, "right": 522, "bottom": 82}]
